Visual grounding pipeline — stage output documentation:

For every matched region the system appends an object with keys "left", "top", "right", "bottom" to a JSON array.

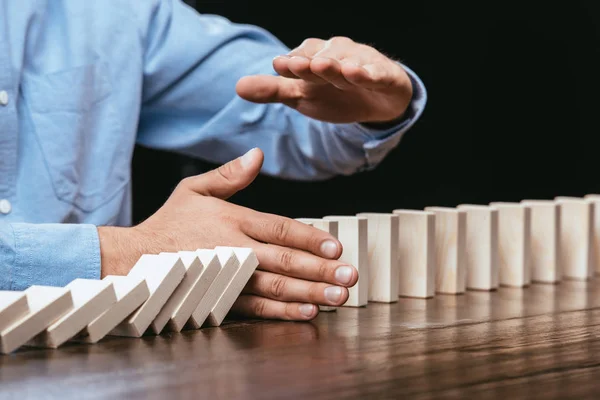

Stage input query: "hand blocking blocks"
[{"left": 0, "top": 247, "right": 259, "bottom": 354}]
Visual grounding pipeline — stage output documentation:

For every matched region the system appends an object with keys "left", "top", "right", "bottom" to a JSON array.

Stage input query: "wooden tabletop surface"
[{"left": 2, "top": 280, "right": 600, "bottom": 399}]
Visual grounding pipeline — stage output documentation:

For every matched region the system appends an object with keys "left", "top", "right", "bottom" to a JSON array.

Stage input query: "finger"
[
  {"left": 253, "top": 243, "right": 358, "bottom": 286},
  {"left": 288, "top": 38, "right": 326, "bottom": 58},
  {"left": 243, "top": 270, "right": 349, "bottom": 306},
  {"left": 273, "top": 38, "right": 326, "bottom": 79},
  {"left": 231, "top": 294, "right": 318, "bottom": 321},
  {"left": 180, "top": 147, "right": 263, "bottom": 199},
  {"left": 309, "top": 57, "right": 355, "bottom": 90},
  {"left": 342, "top": 61, "right": 408, "bottom": 90},
  {"left": 235, "top": 74, "right": 302, "bottom": 105},
  {"left": 242, "top": 212, "right": 342, "bottom": 259},
  {"left": 284, "top": 56, "right": 328, "bottom": 84}
]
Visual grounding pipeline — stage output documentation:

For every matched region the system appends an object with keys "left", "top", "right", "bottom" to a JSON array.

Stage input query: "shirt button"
[
  {"left": 0, "top": 199, "right": 11, "bottom": 214},
  {"left": 0, "top": 91, "right": 8, "bottom": 106}
]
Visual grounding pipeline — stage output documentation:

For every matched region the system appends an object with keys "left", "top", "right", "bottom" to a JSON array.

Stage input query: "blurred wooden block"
[
  {"left": 456, "top": 205, "right": 499, "bottom": 291},
  {"left": 323, "top": 216, "right": 368, "bottom": 307},
  {"left": 110, "top": 253, "right": 186, "bottom": 337},
  {"left": 584, "top": 194, "right": 600, "bottom": 275},
  {"left": 424, "top": 207, "right": 466, "bottom": 294},
  {"left": 555, "top": 196, "right": 593, "bottom": 280},
  {"left": 356, "top": 213, "right": 399, "bottom": 302},
  {"left": 392, "top": 210, "right": 435, "bottom": 299},
  {"left": 0, "top": 286, "right": 73, "bottom": 354},
  {"left": 0, "top": 291, "right": 29, "bottom": 333},
  {"left": 521, "top": 200, "right": 561, "bottom": 283},
  {"left": 489, "top": 202, "right": 531, "bottom": 288}
]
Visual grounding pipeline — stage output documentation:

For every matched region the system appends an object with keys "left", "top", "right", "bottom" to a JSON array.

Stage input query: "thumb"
[
  {"left": 236, "top": 74, "right": 300, "bottom": 104},
  {"left": 182, "top": 147, "right": 264, "bottom": 199}
]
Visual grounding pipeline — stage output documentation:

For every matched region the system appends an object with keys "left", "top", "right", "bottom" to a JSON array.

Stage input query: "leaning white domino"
[
  {"left": 76, "top": 275, "right": 150, "bottom": 344},
  {"left": 0, "top": 291, "right": 29, "bottom": 333},
  {"left": 164, "top": 250, "right": 220, "bottom": 332},
  {"left": 323, "top": 216, "right": 368, "bottom": 307},
  {"left": 356, "top": 213, "right": 399, "bottom": 303},
  {"left": 392, "top": 210, "right": 436, "bottom": 298},
  {"left": 555, "top": 196, "right": 594, "bottom": 280},
  {"left": 0, "top": 286, "right": 73, "bottom": 354},
  {"left": 584, "top": 194, "right": 600, "bottom": 275},
  {"left": 205, "top": 247, "right": 259, "bottom": 327},
  {"left": 29, "top": 279, "right": 117, "bottom": 348},
  {"left": 187, "top": 249, "right": 239, "bottom": 329},
  {"left": 110, "top": 253, "right": 185, "bottom": 337}
]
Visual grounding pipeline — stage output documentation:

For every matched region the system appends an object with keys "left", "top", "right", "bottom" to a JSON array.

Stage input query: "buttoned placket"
[{"left": 0, "top": 17, "right": 16, "bottom": 215}]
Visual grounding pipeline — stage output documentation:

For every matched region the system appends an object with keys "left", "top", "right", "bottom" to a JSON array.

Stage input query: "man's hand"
[
  {"left": 235, "top": 36, "right": 413, "bottom": 124},
  {"left": 98, "top": 148, "right": 358, "bottom": 321}
]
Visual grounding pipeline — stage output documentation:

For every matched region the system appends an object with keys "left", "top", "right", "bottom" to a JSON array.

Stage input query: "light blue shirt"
[{"left": 0, "top": 0, "right": 426, "bottom": 290}]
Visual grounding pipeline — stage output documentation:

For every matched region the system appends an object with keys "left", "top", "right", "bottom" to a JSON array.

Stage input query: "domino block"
[
  {"left": 205, "top": 247, "right": 259, "bottom": 327},
  {"left": 521, "top": 200, "right": 561, "bottom": 283},
  {"left": 0, "top": 286, "right": 73, "bottom": 354},
  {"left": 424, "top": 207, "right": 466, "bottom": 294},
  {"left": 29, "top": 279, "right": 117, "bottom": 348},
  {"left": 0, "top": 291, "right": 29, "bottom": 333},
  {"left": 323, "top": 216, "right": 368, "bottom": 306},
  {"left": 489, "top": 202, "right": 531, "bottom": 287},
  {"left": 187, "top": 249, "right": 239, "bottom": 329},
  {"left": 76, "top": 275, "right": 149, "bottom": 344},
  {"left": 456, "top": 204, "right": 499, "bottom": 291},
  {"left": 584, "top": 194, "right": 600, "bottom": 275},
  {"left": 355, "top": 213, "right": 399, "bottom": 302},
  {"left": 110, "top": 253, "right": 186, "bottom": 337},
  {"left": 295, "top": 218, "right": 338, "bottom": 311},
  {"left": 392, "top": 210, "right": 435, "bottom": 298},
  {"left": 555, "top": 196, "right": 594, "bottom": 280}
]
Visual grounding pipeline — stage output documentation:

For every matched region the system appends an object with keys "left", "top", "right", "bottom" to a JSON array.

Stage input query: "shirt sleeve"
[
  {"left": 0, "top": 223, "right": 100, "bottom": 290},
  {"left": 135, "top": 0, "right": 427, "bottom": 180}
]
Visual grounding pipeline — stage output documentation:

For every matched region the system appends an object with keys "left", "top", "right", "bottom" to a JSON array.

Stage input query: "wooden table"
[{"left": 2, "top": 280, "right": 600, "bottom": 399}]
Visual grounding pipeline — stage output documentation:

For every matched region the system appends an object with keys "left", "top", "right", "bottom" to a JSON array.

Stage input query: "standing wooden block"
[
  {"left": 323, "top": 216, "right": 368, "bottom": 307},
  {"left": 0, "top": 286, "right": 73, "bottom": 354},
  {"left": 296, "top": 218, "right": 339, "bottom": 311},
  {"left": 584, "top": 194, "right": 600, "bottom": 275},
  {"left": 187, "top": 249, "right": 239, "bottom": 329},
  {"left": 0, "top": 292, "right": 29, "bottom": 333},
  {"left": 205, "top": 247, "right": 259, "bottom": 327},
  {"left": 392, "top": 210, "right": 435, "bottom": 298},
  {"left": 521, "top": 200, "right": 561, "bottom": 283},
  {"left": 356, "top": 213, "right": 399, "bottom": 302},
  {"left": 488, "top": 202, "right": 531, "bottom": 288},
  {"left": 110, "top": 253, "right": 186, "bottom": 337},
  {"left": 423, "top": 207, "right": 466, "bottom": 294},
  {"left": 456, "top": 205, "right": 499, "bottom": 291},
  {"left": 555, "top": 196, "right": 594, "bottom": 280},
  {"left": 76, "top": 275, "right": 149, "bottom": 344},
  {"left": 29, "top": 279, "right": 117, "bottom": 348}
]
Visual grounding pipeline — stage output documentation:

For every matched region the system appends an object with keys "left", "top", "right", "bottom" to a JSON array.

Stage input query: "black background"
[{"left": 132, "top": 1, "right": 600, "bottom": 223}]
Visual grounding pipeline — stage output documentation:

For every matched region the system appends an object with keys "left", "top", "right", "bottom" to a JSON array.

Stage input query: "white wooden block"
[
  {"left": 555, "top": 196, "right": 594, "bottom": 280},
  {"left": 489, "top": 202, "right": 531, "bottom": 288},
  {"left": 392, "top": 210, "right": 435, "bottom": 298},
  {"left": 110, "top": 253, "right": 186, "bottom": 337},
  {"left": 205, "top": 247, "right": 259, "bottom": 327},
  {"left": 187, "top": 249, "right": 239, "bottom": 329},
  {"left": 0, "top": 286, "right": 73, "bottom": 354},
  {"left": 76, "top": 275, "right": 149, "bottom": 344},
  {"left": 456, "top": 204, "right": 499, "bottom": 291},
  {"left": 323, "top": 216, "right": 368, "bottom": 307},
  {"left": 584, "top": 194, "right": 600, "bottom": 275},
  {"left": 356, "top": 213, "right": 399, "bottom": 302},
  {"left": 0, "top": 291, "right": 29, "bottom": 333},
  {"left": 295, "top": 218, "right": 339, "bottom": 311},
  {"left": 521, "top": 200, "right": 561, "bottom": 283},
  {"left": 29, "top": 279, "right": 117, "bottom": 348},
  {"left": 424, "top": 207, "right": 466, "bottom": 294}
]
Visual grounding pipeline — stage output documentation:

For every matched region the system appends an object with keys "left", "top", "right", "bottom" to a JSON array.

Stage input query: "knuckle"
[
  {"left": 252, "top": 298, "right": 268, "bottom": 317},
  {"left": 328, "top": 36, "right": 352, "bottom": 45},
  {"left": 317, "top": 261, "right": 330, "bottom": 282},
  {"left": 269, "top": 275, "right": 287, "bottom": 299},
  {"left": 271, "top": 219, "right": 291, "bottom": 242},
  {"left": 216, "top": 162, "right": 236, "bottom": 183},
  {"left": 277, "top": 249, "right": 295, "bottom": 273},
  {"left": 300, "top": 37, "right": 322, "bottom": 48}
]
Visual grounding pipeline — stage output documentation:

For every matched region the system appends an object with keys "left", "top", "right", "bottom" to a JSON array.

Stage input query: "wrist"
[{"left": 98, "top": 226, "right": 146, "bottom": 277}]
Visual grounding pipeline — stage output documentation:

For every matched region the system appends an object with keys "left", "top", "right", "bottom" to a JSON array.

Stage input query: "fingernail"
[
  {"left": 240, "top": 148, "right": 258, "bottom": 169},
  {"left": 335, "top": 266, "right": 354, "bottom": 285},
  {"left": 299, "top": 303, "right": 316, "bottom": 317},
  {"left": 320, "top": 240, "right": 339, "bottom": 258},
  {"left": 324, "top": 286, "right": 343, "bottom": 303}
]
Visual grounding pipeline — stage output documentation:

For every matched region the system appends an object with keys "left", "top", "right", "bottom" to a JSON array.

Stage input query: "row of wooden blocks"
[
  {"left": 0, "top": 247, "right": 258, "bottom": 354},
  {"left": 300, "top": 195, "right": 600, "bottom": 306}
]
